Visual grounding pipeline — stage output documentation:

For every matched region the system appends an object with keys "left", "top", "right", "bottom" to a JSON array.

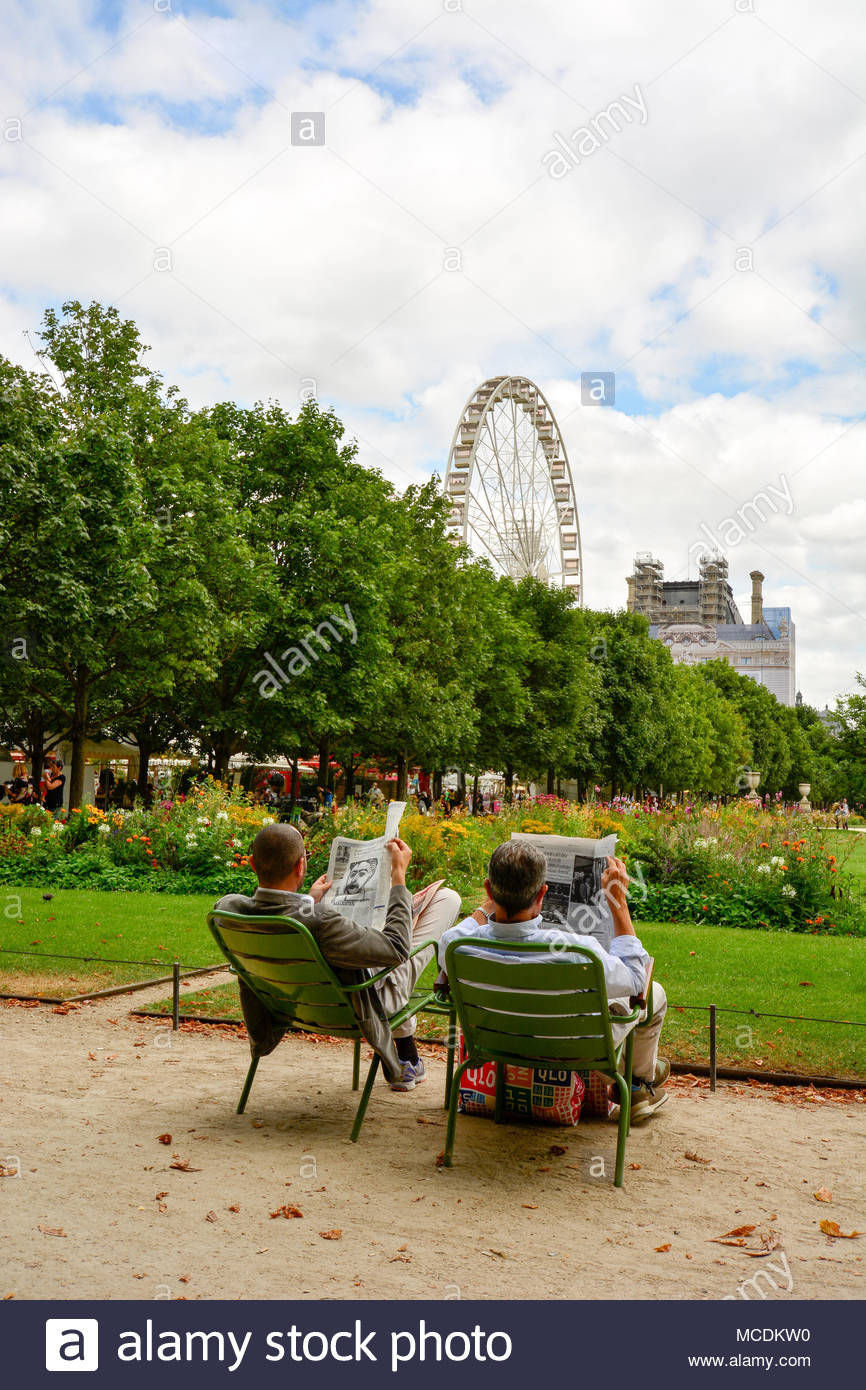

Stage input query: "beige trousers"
[{"left": 377, "top": 887, "right": 462, "bottom": 1038}]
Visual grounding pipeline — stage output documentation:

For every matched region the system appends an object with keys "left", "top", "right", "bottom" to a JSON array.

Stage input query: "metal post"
[
  {"left": 172, "top": 961, "right": 180, "bottom": 1031},
  {"left": 709, "top": 1004, "right": 717, "bottom": 1092}
]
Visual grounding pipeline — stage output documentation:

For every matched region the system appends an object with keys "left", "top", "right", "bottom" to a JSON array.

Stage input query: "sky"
[{"left": 1, "top": 0, "right": 864, "bottom": 708}]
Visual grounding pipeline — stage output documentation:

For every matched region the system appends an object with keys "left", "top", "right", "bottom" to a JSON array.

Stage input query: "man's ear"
[
  {"left": 535, "top": 883, "right": 548, "bottom": 910},
  {"left": 483, "top": 877, "right": 493, "bottom": 902}
]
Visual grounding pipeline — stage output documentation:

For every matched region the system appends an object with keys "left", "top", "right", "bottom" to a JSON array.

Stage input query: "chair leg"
[
  {"left": 625, "top": 1029, "right": 635, "bottom": 1136},
  {"left": 352, "top": 1038, "right": 361, "bottom": 1091},
  {"left": 613, "top": 1072, "right": 631, "bottom": 1187},
  {"left": 494, "top": 1061, "right": 506, "bottom": 1124},
  {"left": 350, "top": 1054, "right": 380, "bottom": 1143},
  {"left": 444, "top": 1009, "right": 457, "bottom": 1110},
  {"left": 443, "top": 1058, "right": 473, "bottom": 1167},
  {"left": 237, "top": 1055, "right": 259, "bottom": 1115}
]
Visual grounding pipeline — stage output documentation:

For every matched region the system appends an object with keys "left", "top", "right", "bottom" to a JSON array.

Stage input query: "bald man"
[{"left": 214, "top": 823, "right": 460, "bottom": 1090}]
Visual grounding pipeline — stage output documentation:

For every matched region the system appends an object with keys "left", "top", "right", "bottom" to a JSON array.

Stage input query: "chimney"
[{"left": 750, "top": 570, "right": 764, "bottom": 625}]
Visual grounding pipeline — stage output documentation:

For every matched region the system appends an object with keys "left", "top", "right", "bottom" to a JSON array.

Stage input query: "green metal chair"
[
  {"left": 207, "top": 910, "right": 453, "bottom": 1142},
  {"left": 442, "top": 937, "right": 641, "bottom": 1186}
]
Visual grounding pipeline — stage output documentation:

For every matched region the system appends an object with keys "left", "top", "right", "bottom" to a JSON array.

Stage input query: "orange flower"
[
  {"left": 828, "top": 855, "right": 836, "bottom": 863},
  {"left": 781, "top": 839, "right": 790, "bottom": 846},
  {"left": 796, "top": 856, "right": 804, "bottom": 862},
  {"left": 126, "top": 837, "right": 133, "bottom": 843},
  {"left": 830, "top": 867, "right": 837, "bottom": 874},
  {"left": 760, "top": 842, "right": 769, "bottom": 848}
]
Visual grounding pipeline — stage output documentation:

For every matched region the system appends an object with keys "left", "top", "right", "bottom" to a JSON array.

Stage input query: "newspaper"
[
  {"left": 321, "top": 800, "right": 406, "bottom": 930},
  {"left": 510, "top": 831, "right": 618, "bottom": 950}
]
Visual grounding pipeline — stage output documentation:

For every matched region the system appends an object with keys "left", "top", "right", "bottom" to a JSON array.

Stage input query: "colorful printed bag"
[{"left": 456, "top": 1036, "right": 585, "bottom": 1126}]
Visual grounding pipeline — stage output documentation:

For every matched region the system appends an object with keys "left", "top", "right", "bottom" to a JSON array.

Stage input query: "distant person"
[
  {"left": 369, "top": 784, "right": 384, "bottom": 809},
  {"left": 96, "top": 765, "right": 115, "bottom": 810},
  {"left": 838, "top": 799, "right": 850, "bottom": 830},
  {"left": 43, "top": 758, "right": 66, "bottom": 815}
]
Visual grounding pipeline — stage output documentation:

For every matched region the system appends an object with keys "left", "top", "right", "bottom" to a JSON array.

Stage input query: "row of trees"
[{"left": 1, "top": 301, "right": 863, "bottom": 810}]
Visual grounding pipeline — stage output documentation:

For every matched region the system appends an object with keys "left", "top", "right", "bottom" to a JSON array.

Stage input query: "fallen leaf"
[
  {"left": 37, "top": 1225, "right": 66, "bottom": 1237},
  {"left": 251, "top": 1120, "right": 265, "bottom": 1129},
  {"left": 814, "top": 1188, "right": 833, "bottom": 1203},
  {"left": 178, "top": 1275, "right": 190, "bottom": 1283},
  {"left": 205, "top": 1211, "right": 218, "bottom": 1223},
  {"left": 487, "top": 1249, "right": 507, "bottom": 1258},
  {"left": 157, "top": 1203, "right": 168, "bottom": 1214},
  {"left": 629, "top": 1163, "right": 642, "bottom": 1170},
  {"left": 416, "top": 1116, "right": 439, "bottom": 1125},
  {"left": 655, "top": 1243, "right": 671, "bottom": 1252},
  {"left": 389, "top": 1254, "right": 411, "bottom": 1263},
  {"left": 270, "top": 1205, "right": 303, "bottom": 1219},
  {"left": 684, "top": 1152, "right": 711, "bottom": 1164},
  {"left": 434, "top": 1151, "right": 445, "bottom": 1167},
  {"left": 799, "top": 981, "right": 814, "bottom": 987},
  {"left": 522, "top": 1204, "right": 539, "bottom": 1209},
  {"left": 319, "top": 1230, "right": 342, "bottom": 1240},
  {"left": 719, "top": 1225, "right": 756, "bottom": 1238},
  {"left": 228, "top": 1204, "right": 240, "bottom": 1213},
  {"left": 88, "top": 1052, "right": 97, "bottom": 1062},
  {"left": 157, "top": 1134, "right": 172, "bottom": 1145},
  {"left": 169, "top": 1157, "right": 201, "bottom": 1172},
  {"left": 820, "top": 1220, "right": 863, "bottom": 1239},
  {"left": 155, "top": 1191, "right": 168, "bottom": 1200}
]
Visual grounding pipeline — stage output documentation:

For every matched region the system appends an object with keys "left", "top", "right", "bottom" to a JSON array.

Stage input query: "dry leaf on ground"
[
  {"left": 814, "top": 1188, "right": 833, "bottom": 1203},
  {"left": 169, "top": 1157, "right": 201, "bottom": 1172},
  {"left": 37, "top": 1225, "right": 65, "bottom": 1237},
  {"left": 157, "top": 1134, "right": 172, "bottom": 1145},
  {"left": 228, "top": 1204, "right": 240, "bottom": 1213},
  {"left": 819, "top": 1220, "right": 863, "bottom": 1239},
  {"left": 270, "top": 1204, "right": 303, "bottom": 1219},
  {"left": 655, "top": 1243, "right": 671, "bottom": 1252},
  {"left": 205, "top": 1211, "right": 218, "bottom": 1223},
  {"left": 685, "top": 1152, "right": 711, "bottom": 1164},
  {"left": 319, "top": 1230, "right": 342, "bottom": 1240}
]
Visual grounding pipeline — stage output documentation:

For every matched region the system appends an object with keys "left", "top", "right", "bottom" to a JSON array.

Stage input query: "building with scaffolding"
[{"left": 626, "top": 553, "right": 796, "bottom": 705}]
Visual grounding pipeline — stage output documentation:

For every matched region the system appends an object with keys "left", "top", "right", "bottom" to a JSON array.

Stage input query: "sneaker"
[
  {"left": 632, "top": 1058, "right": 670, "bottom": 1090},
  {"left": 390, "top": 1059, "right": 426, "bottom": 1092},
  {"left": 629, "top": 1082, "right": 668, "bottom": 1122}
]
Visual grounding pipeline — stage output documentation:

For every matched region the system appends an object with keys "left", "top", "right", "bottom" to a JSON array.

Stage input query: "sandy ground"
[{"left": 1, "top": 978, "right": 863, "bottom": 1302}]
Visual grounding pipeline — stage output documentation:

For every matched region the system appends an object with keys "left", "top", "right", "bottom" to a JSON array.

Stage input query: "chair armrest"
[{"left": 342, "top": 938, "right": 438, "bottom": 994}]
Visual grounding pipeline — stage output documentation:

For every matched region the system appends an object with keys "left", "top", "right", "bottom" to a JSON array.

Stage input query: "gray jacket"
[{"left": 212, "top": 883, "right": 414, "bottom": 1082}]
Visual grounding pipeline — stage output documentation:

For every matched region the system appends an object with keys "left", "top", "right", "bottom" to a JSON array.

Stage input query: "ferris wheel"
[{"left": 443, "top": 375, "right": 583, "bottom": 601}]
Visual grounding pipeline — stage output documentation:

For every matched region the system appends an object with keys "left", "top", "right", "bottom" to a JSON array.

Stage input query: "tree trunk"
[
  {"left": 213, "top": 738, "right": 232, "bottom": 783},
  {"left": 318, "top": 734, "right": 330, "bottom": 790},
  {"left": 546, "top": 765, "right": 555, "bottom": 795},
  {"left": 472, "top": 772, "right": 480, "bottom": 815},
  {"left": 396, "top": 753, "right": 407, "bottom": 800},
  {"left": 68, "top": 680, "right": 88, "bottom": 811},
  {"left": 137, "top": 738, "right": 153, "bottom": 796},
  {"left": 24, "top": 708, "right": 47, "bottom": 789},
  {"left": 433, "top": 769, "right": 442, "bottom": 801},
  {"left": 504, "top": 763, "right": 514, "bottom": 802}
]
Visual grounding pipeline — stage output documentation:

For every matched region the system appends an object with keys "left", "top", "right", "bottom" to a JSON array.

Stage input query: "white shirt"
[{"left": 438, "top": 913, "right": 649, "bottom": 1002}]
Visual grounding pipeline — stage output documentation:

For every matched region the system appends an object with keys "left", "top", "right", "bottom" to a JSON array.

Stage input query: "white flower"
[
  {"left": 781, "top": 884, "right": 796, "bottom": 898},
  {"left": 693, "top": 836, "right": 719, "bottom": 850},
  {"left": 721, "top": 852, "right": 735, "bottom": 861},
  {"left": 185, "top": 833, "right": 198, "bottom": 845},
  {"left": 230, "top": 837, "right": 241, "bottom": 848},
  {"left": 197, "top": 816, "right": 211, "bottom": 826},
  {"left": 262, "top": 816, "right": 275, "bottom": 826},
  {"left": 97, "top": 823, "right": 110, "bottom": 835},
  {"left": 212, "top": 854, "right": 221, "bottom": 861},
  {"left": 216, "top": 811, "right": 229, "bottom": 822},
  {"left": 756, "top": 864, "right": 771, "bottom": 874},
  {"left": 29, "top": 826, "right": 42, "bottom": 837},
  {"left": 51, "top": 821, "right": 64, "bottom": 834}
]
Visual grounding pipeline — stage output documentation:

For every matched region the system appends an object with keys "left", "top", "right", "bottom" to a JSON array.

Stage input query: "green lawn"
[
  {"left": 0, "top": 887, "right": 219, "bottom": 996},
  {"left": 3, "top": 888, "right": 864, "bottom": 1079},
  {"left": 146, "top": 918, "right": 866, "bottom": 1081}
]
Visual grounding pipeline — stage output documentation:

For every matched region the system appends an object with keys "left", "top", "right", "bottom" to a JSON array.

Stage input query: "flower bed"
[{"left": 0, "top": 787, "right": 861, "bottom": 933}]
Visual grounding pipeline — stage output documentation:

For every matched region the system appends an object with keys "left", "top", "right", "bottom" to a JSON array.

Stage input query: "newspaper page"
[
  {"left": 510, "top": 831, "right": 618, "bottom": 950},
  {"left": 321, "top": 800, "right": 406, "bottom": 929}
]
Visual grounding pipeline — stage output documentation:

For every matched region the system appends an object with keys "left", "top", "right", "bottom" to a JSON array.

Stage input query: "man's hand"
[
  {"left": 387, "top": 837, "right": 412, "bottom": 886},
  {"left": 472, "top": 896, "right": 495, "bottom": 925},
  {"left": 308, "top": 874, "right": 332, "bottom": 903},
  {"left": 602, "top": 855, "right": 636, "bottom": 935},
  {"left": 602, "top": 855, "right": 629, "bottom": 912}
]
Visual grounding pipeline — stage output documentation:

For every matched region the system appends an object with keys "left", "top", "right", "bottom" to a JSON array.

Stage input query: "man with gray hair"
[
  {"left": 437, "top": 839, "right": 669, "bottom": 1120},
  {"left": 215, "top": 822, "right": 460, "bottom": 1091}
]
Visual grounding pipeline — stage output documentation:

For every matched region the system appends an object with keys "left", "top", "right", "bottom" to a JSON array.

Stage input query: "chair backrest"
[
  {"left": 444, "top": 936, "right": 621, "bottom": 1073},
  {"left": 207, "top": 911, "right": 361, "bottom": 1038}
]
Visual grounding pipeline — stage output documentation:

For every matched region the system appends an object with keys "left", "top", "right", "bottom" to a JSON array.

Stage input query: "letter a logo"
[{"left": 45, "top": 1319, "right": 99, "bottom": 1371}]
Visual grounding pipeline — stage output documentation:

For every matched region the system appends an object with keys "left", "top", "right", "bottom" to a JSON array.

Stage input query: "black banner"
[{"left": 1, "top": 1299, "right": 853, "bottom": 1386}]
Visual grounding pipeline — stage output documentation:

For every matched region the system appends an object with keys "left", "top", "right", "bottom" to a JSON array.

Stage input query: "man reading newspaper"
[
  {"left": 215, "top": 823, "right": 460, "bottom": 1091},
  {"left": 437, "top": 839, "right": 669, "bottom": 1121}
]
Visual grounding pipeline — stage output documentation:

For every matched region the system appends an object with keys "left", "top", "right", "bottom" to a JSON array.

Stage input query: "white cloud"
[{"left": 0, "top": 0, "right": 863, "bottom": 706}]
